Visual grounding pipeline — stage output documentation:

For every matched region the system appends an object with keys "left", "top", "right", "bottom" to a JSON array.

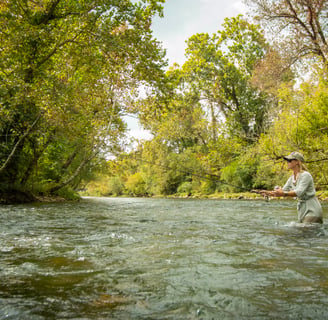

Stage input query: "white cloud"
[
  {"left": 123, "top": 116, "right": 153, "bottom": 142},
  {"left": 127, "top": 0, "right": 247, "bottom": 139},
  {"left": 152, "top": 0, "right": 246, "bottom": 65}
]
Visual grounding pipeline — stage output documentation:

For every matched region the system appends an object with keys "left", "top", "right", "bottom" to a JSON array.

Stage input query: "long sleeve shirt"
[{"left": 282, "top": 171, "right": 322, "bottom": 222}]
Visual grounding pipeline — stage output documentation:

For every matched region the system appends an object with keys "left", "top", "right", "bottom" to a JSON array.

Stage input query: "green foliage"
[
  {"left": 108, "top": 177, "right": 125, "bottom": 197},
  {"left": 198, "top": 180, "right": 217, "bottom": 195},
  {"left": 95, "top": 10, "right": 328, "bottom": 199},
  {"left": 125, "top": 172, "right": 146, "bottom": 196},
  {"left": 81, "top": 175, "right": 125, "bottom": 197},
  {"left": 177, "top": 182, "right": 193, "bottom": 196},
  {"left": 246, "top": 0, "right": 328, "bottom": 69},
  {"left": 254, "top": 160, "right": 289, "bottom": 190},
  {"left": 85, "top": 72, "right": 328, "bottom": 198},
  {"left": 54, "top": 186, "right": 80, "bottom": 201},
  {"left": 255, "top": 74, "right": 328, "bottom": 189},
  {"left": 0, "top": 0, "right": 166, "bottom": 201},
  {"left": 3, "top": 0, "right": 328, "bottom": 202},
  {"left": 81, "top": 8, "right": 328, "bottom": 199},
  {"left": 181, "top": 15, "right": 271, "bottom": 143},
  {"left": 220, "top": 159, "right": 257, "bottom": 193}
]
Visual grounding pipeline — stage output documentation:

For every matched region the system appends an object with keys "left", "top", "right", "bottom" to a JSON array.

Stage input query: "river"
[{"left": 0, "top": 197, "right": 328, "bottom": 319}]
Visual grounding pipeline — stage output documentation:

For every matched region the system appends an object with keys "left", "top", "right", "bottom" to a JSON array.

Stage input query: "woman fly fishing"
[{"left": 260, "top": 151, "right": 323, "bottom": 224}]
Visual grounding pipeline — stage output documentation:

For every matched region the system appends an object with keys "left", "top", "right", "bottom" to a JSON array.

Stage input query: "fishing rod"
[{"left": 134, "top": 156, "right": 262, "bottom": 195}]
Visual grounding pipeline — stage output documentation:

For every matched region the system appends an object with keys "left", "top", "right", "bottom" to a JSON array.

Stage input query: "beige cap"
[{"left": 283, "top": 151, "right": 305, "bottom": 162}]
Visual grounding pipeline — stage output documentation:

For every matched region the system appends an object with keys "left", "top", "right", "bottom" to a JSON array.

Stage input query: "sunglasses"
[{"left": 286, "top": 159, "right": 295, "bottom": 163}]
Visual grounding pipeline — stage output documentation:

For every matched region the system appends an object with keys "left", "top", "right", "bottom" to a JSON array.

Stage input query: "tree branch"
[
  {"left": 0, "top": 114, "right": 41, "bottom": 174},
  {"left": 306, "top": 158, "right": 328, "bottom": 163},
  {"left": 48, "top": 150, "right": 98, "bottom": 193},
  {"left": 37, "top": 36, "right": 81, "bottom": 67}
]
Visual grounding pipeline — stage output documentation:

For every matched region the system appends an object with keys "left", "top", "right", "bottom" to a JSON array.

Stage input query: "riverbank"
[
  {"left": 80, "top": 191, "right": 328, "bottom": 201},
  {"left": 0, "top": 190, "right": 74, "bottom": 205},
  {"left": 0, "top": 189, "right": 37, "bottom": 205},
  {"left": 2, "top": 190, "right": 328, "bottom": 205},
  {"left": 166, "top": 191, "right": 328, "bottom": 202}
]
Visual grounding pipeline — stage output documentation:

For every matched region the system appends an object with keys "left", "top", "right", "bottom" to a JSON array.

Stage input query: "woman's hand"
[
  {"left": 259, "top": 187, "right": 284, "bottom": 197},
  {"left": 271, "top": 187, "right": 284, "bottom": 197},
  {"left": 259, "top": 190, "right": 272, "bottom": 197}
]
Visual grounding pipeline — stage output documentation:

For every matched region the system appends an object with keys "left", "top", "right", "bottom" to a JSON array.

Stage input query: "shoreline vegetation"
[
  {"left": 3, "top": 190, "right": 328, "bottom": 205},
  {"left": 2, "top": 2, "right": 328, "bottom": 207},
  {"left": 0, "top": 191, "right": 66, "bottom": 205},
  {"left": 84, "top": 191, "right": 328, "bottom": 202}
]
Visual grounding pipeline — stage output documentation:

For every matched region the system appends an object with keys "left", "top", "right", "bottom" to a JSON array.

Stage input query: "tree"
[
  {"left": 0, "top": 0, "right": 166, "bottom": 202},
  {"left": 251, "top": 48, "right": 295, "bottom": 95},
  {"left": 182, "top": 15, "right": 271, "bottom": 143},
  {"left": 245, "top": 0, "right": 328, "bottom": 68},
  {"left": 123, "top": 16, "right": 276, "bottom": 196},
  {"left": 256, "top": 74, "right": 328, "bottom": 189}
]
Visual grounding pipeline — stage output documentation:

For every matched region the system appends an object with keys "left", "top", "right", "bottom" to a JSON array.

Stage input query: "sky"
[
  {"left": 127, "top": 0, "right": 247, "bottom": 140},
  {"left": 152, "top": 0, "right": 247, "bottom": 66}
]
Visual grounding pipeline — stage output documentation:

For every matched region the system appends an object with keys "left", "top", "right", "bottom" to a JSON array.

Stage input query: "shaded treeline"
[
  {"left": 0, "top": 0, "right": 166, "bottom": 203},
  {"left": 1, "top": 0, "right": 328, "bottom": 202}
]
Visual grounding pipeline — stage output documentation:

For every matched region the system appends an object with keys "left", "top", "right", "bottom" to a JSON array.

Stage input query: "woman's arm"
[
  {"left": 270, "top": 188, "right": 297, "bottom": 197},
  {"left": 259, "top": 185, "right": 296, "bottom": 198},
  {"left": 259, "top": 177, "right": 295, "bottom": 197}
]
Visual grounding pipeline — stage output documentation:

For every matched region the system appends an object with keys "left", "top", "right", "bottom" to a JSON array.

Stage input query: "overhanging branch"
[{"left": 0, "top": 114, "right": 41, "bottom": 174}]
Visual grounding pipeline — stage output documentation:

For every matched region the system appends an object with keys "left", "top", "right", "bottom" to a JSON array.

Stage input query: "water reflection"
[{"left": 0, "top": 198, "right": 327, "bottom": 319}]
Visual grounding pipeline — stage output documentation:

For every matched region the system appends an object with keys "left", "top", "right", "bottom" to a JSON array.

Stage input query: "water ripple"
[{"left": 0, "top": 198, "right": 327, "bottom": 319}]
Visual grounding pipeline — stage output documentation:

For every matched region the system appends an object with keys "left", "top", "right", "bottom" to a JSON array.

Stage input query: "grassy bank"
[{"left": 79, "top": 190, "right": 328, "bottom": 201}]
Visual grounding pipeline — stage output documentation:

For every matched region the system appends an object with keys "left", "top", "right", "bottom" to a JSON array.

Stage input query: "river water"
[{"left": 0, "top": 197, "right": 328, "bottom": 319}]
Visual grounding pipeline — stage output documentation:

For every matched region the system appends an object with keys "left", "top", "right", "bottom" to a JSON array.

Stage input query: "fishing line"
[{"left": 133, "top": 155, "right": 260, "bottom": 194}]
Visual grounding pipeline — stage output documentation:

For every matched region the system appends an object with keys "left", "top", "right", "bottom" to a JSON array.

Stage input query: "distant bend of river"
[{"left": 1, "top": 197, "right": 328, "bottom": 320}]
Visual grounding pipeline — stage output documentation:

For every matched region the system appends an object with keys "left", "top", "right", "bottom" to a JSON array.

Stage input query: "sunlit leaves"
[
  {"left": 246, "top": 0, "right": 328, "bottom": 69},
  {"left": 0, "top": 0, "right": 166, "bottom": 197},
  {"left": 256, "top": 74, "right": 328, "bottom": 187},
  {"left": 181, "top": 15, "right": 270, "bottom": 143}
]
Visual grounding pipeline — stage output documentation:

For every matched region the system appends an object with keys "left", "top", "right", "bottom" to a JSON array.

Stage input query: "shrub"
[
  {"left": 177, "top": 181, "right": 192, "bottom": 196},
  {"left": 125, "top": 172, "right": 146, "bottom": 196}
]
